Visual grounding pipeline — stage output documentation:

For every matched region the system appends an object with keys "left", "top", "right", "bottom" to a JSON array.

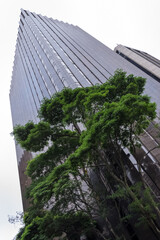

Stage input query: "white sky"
[{"left": 1, "top": 0, "right": 160, "bottom": 239}]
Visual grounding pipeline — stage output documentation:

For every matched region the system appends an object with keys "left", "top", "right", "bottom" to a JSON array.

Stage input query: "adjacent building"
[
  {"left": 115, "top": 44, "right": 160, "bottom": 82},
  {"left": 10, "top": 10, "right": 160, "bottom": 211}
]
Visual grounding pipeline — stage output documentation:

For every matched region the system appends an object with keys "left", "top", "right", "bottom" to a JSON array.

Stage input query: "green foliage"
[
  {"left": 108, "top": 182, "right": 159, "bottom": 228},
  {"left": 13, "top": 121, "right": 51, "bottom": 152},
  {"left": 13, "top": 122, "right": 35, "bottom": 142},
  {"left": 13, "top": 70, "right": 159, "bottom": 239},
  {"left": 17, "top": 211, "right": 95, "bottom": 240},
  {"left": 128, "top": 183, "right": 158, "bottom": 226}
]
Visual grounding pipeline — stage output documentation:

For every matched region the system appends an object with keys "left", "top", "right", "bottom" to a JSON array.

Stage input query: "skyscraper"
[{"left": 10, "top": 9, "right": 160, "bottom": 210}]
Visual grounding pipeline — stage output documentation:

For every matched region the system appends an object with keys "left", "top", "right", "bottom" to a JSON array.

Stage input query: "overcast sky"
[{"left": 1, "top": 0, "right": 160, "bottom": 239}]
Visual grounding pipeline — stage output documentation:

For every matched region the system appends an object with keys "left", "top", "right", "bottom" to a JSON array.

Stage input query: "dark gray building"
[{"left": 10, "top": 9, "right": 160, "bottom": 211}]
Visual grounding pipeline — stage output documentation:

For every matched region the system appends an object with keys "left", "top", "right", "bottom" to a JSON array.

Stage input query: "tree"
[
  {"left": 8, "top": 211, "right": 24, "bottom": 225},
  {"left": 13, "top": 70, "right": 159, "bottom": 240}
]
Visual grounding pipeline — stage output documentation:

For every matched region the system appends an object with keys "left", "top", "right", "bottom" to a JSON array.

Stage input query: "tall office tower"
[{"left": 10, "top": 9, "right": 160, "bottom": 210}]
